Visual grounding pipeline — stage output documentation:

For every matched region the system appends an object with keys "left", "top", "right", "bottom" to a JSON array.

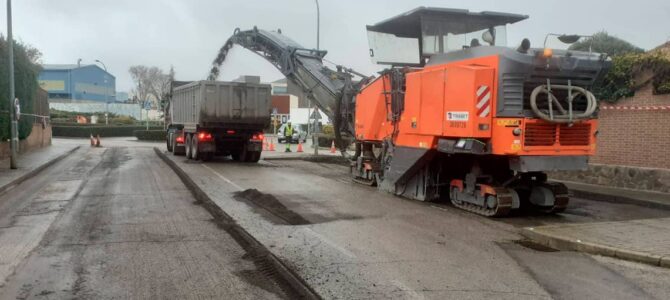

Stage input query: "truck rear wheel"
[
  {"left": 185, "top": 134, "right": 193, "bottom": 159},
  {"left": 233, "top": 144, "right": 250, "bottom": 162},
  {"left": 191, "top": 135, "right": 199, "bottom": 160},
  {"left": 232, "top": 148, "right": 245, "bottom": 162},
  {"left": 246, "top": 151, "right": 261, "bottom": 163},
  {"left": 201, "top": 152, "right": 213, "bottom": 162},
  {"left": 166, "top": 131, "right": 173, "bottom": 152}
]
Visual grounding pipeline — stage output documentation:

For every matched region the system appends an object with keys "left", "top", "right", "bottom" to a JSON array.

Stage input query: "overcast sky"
[{"left": 3, "top": 0, "right": 669, "bottom": 93}]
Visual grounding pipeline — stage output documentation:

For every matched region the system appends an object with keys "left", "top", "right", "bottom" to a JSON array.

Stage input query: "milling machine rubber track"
[{"left": 450, "top": 188, "right": 514, "bottom": 217}]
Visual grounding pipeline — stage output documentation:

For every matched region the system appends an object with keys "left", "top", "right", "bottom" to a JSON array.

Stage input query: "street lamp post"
[
  {"left": 7, "top": 0, "right": 17, "bottom": 169},
  {"left": 312, "top": 0, "right": 320, "bottom": 155},
  {"left": 94, "top": 59, "right": 110, "bottom": 125}
]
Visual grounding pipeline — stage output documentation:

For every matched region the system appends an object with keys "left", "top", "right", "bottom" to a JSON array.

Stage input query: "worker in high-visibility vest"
[{"left": 284, "top": 122, "right": 294, "bottom": 152}]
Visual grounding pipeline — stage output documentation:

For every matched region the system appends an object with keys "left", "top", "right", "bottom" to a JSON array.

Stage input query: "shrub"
[
  {"left": 53, "top": 125, "right": 163, "bottom": 137},
  {"left": 595, "top": 52, "right": 670, "bottom": 102},
  {"left": 134, "top": 130, "right": 166, "bottom": 141},
  {"left": 321, "top": 124, "right": 334, "bottom": 135},
  {"left": 109, "top": 115, "right": 136, "bottom": 125}
]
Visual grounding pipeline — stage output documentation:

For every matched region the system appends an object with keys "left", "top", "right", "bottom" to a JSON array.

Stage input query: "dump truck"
[
  {"left": 208, "top": 7, "right": 611, "bottom": 216},
  {"left": 165, "top": 77, "right": 271, "bottom": 162}
]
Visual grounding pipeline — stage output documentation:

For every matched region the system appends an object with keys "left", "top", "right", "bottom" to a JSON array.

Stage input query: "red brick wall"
[
  {"left": 592, "top": 84, "right": 670, "bottom": 169},
  {"left": 0, "top": 124, "right": 52, "bottom": 160}
]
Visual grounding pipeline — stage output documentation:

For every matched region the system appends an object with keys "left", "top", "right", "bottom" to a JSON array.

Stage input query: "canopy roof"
[{"left": 366, "top": 7, "right": 528, "bottom": 38}]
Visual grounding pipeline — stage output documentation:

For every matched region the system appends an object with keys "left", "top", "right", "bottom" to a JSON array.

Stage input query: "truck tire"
[
  {"left": 232, "top": 145, "right": 247, "bottom": 162},
  {"left": 166, "top": 131, "right": 173, "bottom": 152},
  {"left": 191, "top": 135, "right": 199, "bottom": 160},
  {"left": 246, "top": 151, "right": 261, "bottom": 163},
  {"left": 185, "top": 134, "right": 192, "bottom": 159},
  {"left": 201, "top": 152, "right": 213, "bottom": 162}
]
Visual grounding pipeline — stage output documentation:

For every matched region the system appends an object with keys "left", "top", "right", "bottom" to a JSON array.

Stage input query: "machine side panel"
[
  {"left": 417, "top": 69, "right": 445, "bottom": 136},
  {"left": 442, "top": 65, "right": 495, "bottom": 138},
  {"left": 354, "top": 77, "right": 392, "bottom": 141}
]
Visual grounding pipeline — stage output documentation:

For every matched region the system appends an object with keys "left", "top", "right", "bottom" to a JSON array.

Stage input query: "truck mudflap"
[{"left": 199, "top": 142, "right": 216, "bottom": 153}]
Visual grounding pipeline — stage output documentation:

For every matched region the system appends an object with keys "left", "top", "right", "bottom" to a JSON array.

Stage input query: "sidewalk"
[
  {"left": 521, "top": 180, "right": 670, "bottom": 267},
  {"left": 0, "top": 141, "right": 80, "bottom": 193},
  {"left": 523, "top": 218, "right": 670, "bottom": 268},
  {"left": 554, "top": 180, "right": 670, "bottom": 209}
]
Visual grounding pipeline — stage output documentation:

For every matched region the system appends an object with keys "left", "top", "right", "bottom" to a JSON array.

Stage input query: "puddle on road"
[{"left": 233, "top": 189, "right": 311, "bottom": 225}]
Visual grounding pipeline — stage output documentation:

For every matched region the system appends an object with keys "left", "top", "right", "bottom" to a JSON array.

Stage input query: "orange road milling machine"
[{"left": 209, "top": 7, "right": 611, "bottom": 216}]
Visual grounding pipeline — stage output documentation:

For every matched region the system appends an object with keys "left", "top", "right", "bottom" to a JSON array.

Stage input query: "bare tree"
[
  {"left": 128, "top": 65, "right": 175, "bottom": 109},
  {"left": 129, "top": 65, "right": 152, "bottom": 108}
]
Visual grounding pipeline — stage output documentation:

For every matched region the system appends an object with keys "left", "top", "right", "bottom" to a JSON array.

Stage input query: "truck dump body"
[
  {"left": 171, "top": 80, "right": 271, "bottom": 130},
  {"left": 167, "top": 79, "right": 271, "bottom": 163}
]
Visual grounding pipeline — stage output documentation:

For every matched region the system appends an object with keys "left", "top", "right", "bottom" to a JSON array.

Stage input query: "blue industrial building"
[{"left": 38, "top": 64, "right": 116, "bottom": 102}]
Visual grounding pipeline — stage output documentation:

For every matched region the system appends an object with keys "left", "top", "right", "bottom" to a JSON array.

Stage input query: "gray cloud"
[{"left": 3, "top": 0, "right": 669, "bottom": 93}]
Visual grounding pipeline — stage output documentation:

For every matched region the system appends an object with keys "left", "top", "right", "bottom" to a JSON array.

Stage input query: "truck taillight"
[
  {"left": 251, "top": 133, "right": 264, "bottom": 141},
  {"left": 198, "top": 132, "right": 213, "bottom": 142},
  {"left": 175, "top": 136, "right": 184, "bottom": 143}
]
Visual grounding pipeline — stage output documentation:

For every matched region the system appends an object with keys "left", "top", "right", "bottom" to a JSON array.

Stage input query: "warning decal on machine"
[
  {"left": 476, "top": 85, "right": 492, "bottom": 117},
  {"left": 446, "top": 111, "right": 469, "bottom": 121}
]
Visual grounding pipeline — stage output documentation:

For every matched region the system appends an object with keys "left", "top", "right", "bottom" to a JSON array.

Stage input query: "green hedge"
[
  {"left": 134, "top": 130, "right": 166, "bottom": 141},
  {"left": 53, "top": 125, "right": 163, "bottom": 137},
  {"left": 0, "top": 38, "right": 41, "bottom": 140},
  {"left": 595, "top": 52, "right": 670, "bottom": 102}
]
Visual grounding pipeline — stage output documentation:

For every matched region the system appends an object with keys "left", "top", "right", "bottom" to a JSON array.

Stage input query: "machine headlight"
[{"left": 512, "top": 128, "right": 523, "bottom": 136}]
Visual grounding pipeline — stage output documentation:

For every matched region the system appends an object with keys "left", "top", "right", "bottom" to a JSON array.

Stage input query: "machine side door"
[{"left": 443, "top": 65, "right": 495, "bottom": 138}]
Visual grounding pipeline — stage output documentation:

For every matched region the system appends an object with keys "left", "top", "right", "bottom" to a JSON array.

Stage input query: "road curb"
[
  {"left": 0, "top": 145, "right": 81, "bottom": 195},
  {"left": 154, "top": 148, "right": 321, "bottom": 300},
  {"left": 552, "top": 180, "right": 670, "bottom": 210},
  {"left": 263, "top": 155, "right": 348, "bottom": 165},
  {"left": 521, "top": 227, "right": 667, "bottom": 268}
]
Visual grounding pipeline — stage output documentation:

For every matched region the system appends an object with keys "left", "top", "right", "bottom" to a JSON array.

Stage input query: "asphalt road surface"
[
  {"left": 2, "top": 138, "right": 670, "bottom": 299},
  {"left": 0, "top": 142, "right": 295, "bottom": 299},
  {"left": 187, "top": 154, "right": 670, "bottom": 299}
]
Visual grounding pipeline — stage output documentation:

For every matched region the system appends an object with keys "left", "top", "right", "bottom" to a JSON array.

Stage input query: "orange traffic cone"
[
  {"left": 330, "top": 140, "right": 337, "bottom": 153},
  {"left": 269, "top": 139, "right": 275, "bottom": 151},
  {"left": 296, "top": 140, "right": 304, "bottom": 152},
  {"left": 90, "top": 134, "right": 95, "bottom": 146},
  {"left": 95, "top": 134, "right": 101, "bottom": 147}
]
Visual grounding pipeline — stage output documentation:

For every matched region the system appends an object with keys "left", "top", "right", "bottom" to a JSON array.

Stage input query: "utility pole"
[
  {"left": 313, "top": 0, "right": 320, "bottom": 155},
  {"left": 315, "top": 0, "right": 320, "bottom": 51},
  {"left": 7, "top": 0, "right": 18, "bottom": 169}
]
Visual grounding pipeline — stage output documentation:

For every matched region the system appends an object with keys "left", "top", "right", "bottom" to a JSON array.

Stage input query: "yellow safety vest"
[{"left": 285, "top": 125, "right": 293, "bottom": 137}]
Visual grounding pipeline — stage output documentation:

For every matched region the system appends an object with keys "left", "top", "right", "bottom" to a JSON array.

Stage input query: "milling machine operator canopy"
[{"left": 366, "top": 7, "right": 528, "bottom": 66}]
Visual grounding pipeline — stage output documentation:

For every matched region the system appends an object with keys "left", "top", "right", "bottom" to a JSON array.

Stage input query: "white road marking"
[{"left": 201, "top": 164, "right": 244, "bottom": 191}]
